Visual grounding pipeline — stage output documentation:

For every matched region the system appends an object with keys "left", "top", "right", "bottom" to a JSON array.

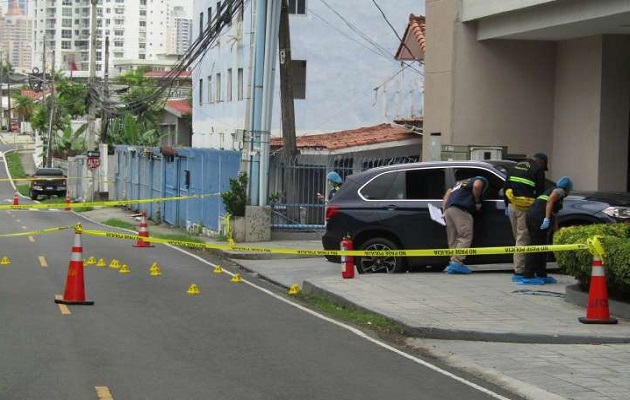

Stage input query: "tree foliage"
[
  {"left": 106, "top": 68, "right": 163, "bottom": 146},
  {"left": 221, "top": 172, "right": 248, "bottom": 217}
]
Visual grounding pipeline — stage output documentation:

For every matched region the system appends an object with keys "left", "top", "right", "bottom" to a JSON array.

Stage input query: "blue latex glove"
[
  {"left": 540, "top": 218, "right": 550, "bottom": 230},
  {"left": 504, "top": 208, "right": 510, "bottom": 218}
]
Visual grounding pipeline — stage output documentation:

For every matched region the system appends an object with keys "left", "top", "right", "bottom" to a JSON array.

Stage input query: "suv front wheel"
[{"left": 356, "top": 237, "right": 405, "bottom": 274}]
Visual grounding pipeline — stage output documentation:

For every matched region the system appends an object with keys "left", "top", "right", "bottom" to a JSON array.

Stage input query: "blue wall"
[{"left": 113, "top": 146, "right": 241, "bottom": 231}]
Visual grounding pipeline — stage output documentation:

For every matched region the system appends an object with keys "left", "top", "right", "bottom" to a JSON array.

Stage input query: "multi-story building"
[
  {"left": 0, "top": 0, "right": 33, "bottom": 72},
  {"left": 423, "top": 0, "right": 630, "bottom": 191},
  {"left": 191, "top": 0, "right": 424, "bottom": 150},
  {"left": 170, "top": 6, "right": 192, "bottom": 56},
  {"left": 31, "top": 0, "right": 186, "bottom": 77}
]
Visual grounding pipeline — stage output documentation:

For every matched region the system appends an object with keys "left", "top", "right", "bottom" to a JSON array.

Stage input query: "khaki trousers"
[
  {"left": 444, "top": 206, "right": 473, "bottom": 265},
  {"left": 508, "top": 203, "right": 530, "bottom": 274}
]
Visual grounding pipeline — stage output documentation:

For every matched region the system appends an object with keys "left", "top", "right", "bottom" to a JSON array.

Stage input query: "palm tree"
[
  {"left": 12, "top": 93, "right": 35, "bottom": 125},
  {"left": 0, "top": 61, "right": 15, "bottom": 129}
]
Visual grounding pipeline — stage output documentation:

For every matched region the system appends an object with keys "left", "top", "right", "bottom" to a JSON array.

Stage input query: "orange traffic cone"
[
  {"left": 133, "top": 211, "right": 154, "bottom": 248},
  {"left": 54, "top": 224, "right": 94, "bottom": 305},
  {"left": 578, "top": 255, "right": 617, "bottom": 324},
  {"left": 13, "top": 191, "right": 19, "bottom": 206}
]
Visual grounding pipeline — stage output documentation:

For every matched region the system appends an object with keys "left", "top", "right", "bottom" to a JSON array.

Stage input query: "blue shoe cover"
[
  {"left": 539, "top": 276, "right": 557, "bottom": 284},
  {"left": 447, "top": 262, "right": 471, "bottom": 274},
  {"left": 517, "top": 277, "right": 545, "bottom": 285},
  {"left": 511, "top": 274, "right": 523, "bottom": 282}
]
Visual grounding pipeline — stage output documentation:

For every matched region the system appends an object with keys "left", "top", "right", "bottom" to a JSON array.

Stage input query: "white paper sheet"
[{"left": 428, "top": 203, "right": 446, "bottom": 226}]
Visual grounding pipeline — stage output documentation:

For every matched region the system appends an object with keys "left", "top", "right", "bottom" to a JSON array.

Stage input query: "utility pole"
[
  {"left": 100, "top": 35, "right": 109, "bottom": 141},
  {"left": 86, "top": 0, "right": 98, "bottom": 151},
  {"left": 46, "top": 50, "right": 56, "bottom": 168},
  {"left": 0, "top": 54, "right": 4, "bottom": 131},
  {"left": 278, "top": 0, "right": 297, "bottom": 156}
]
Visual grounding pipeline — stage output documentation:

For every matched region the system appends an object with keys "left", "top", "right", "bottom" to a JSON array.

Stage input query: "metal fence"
[{"left": 267, "top": 152, "right": 420, "bottom": 229}]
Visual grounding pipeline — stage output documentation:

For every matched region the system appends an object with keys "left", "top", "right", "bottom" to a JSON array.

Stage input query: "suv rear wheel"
[{"left": 356, "top": 237, "right": 405, "bottom": 274}]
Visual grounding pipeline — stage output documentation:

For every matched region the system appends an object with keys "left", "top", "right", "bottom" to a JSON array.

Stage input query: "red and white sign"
[{"left": 87, "top": 157, "right": 100, "bottom": 169}]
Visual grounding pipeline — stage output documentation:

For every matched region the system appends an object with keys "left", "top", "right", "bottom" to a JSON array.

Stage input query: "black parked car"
[
  {"left": 29, "top": 168, "right": 67, "bottom": 200},
  {"left": 322, "top": 161, "right": 630, "bottom": 273}
]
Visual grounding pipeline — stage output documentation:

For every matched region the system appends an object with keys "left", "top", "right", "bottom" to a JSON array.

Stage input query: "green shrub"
[
  {"left": 221, "top": 172, "right": 248, "bottom": 217},
  {"left": 554, "top": 223, "right": 630, "bottom": 297}
]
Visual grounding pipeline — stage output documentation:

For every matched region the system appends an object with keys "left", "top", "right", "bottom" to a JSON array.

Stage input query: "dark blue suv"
[{"left": 322, "top": 161, "right": 630, "bottom": 273}]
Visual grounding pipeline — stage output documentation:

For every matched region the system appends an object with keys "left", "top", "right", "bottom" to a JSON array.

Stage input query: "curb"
[
  {"left": 565, "top": 283, "right": 630, "bottom": 320},
  {"left": 302, "top": 280, "right": 630, "bottom": 344}
]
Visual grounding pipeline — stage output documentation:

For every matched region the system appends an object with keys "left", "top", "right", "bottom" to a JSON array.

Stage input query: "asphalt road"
[{"left": 0, "top": 148, "right": 518, "bottom": 400}]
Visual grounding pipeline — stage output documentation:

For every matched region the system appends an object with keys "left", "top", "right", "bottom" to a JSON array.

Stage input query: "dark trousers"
[{"left": 524, "top": 214, "right": 551, "bottom": 278}]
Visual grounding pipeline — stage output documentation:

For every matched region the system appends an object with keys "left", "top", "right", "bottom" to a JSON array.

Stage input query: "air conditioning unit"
[{"left": 469, "top": 146, "right": 504, "bottom": 161}]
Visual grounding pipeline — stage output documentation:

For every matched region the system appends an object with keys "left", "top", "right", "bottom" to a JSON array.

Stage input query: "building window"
[
  {"left": 199, "top": 79, "right": 203, "bottom": 104},
  {"left": 216, "top": 73, "right": 222, "bottom": 102},
  {"left": 288, "top": 0, "right": 305, "bottom": 15},
  {"left": 237, "top": 68, "right": 243, "bottom": 101},
  {"left": 199, "top": 12, "right": 204, "bottom": 38},
  {"left": 207, "top": 75, "right": 213, "bottom": 103},
  {"left": 292, "top": 60, "right": 306, "bottom": 99},
  {"left": 225, "top": 68, "right": 232, "bottom": 101}
]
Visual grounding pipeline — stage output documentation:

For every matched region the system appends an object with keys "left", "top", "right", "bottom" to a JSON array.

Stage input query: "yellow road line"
[
  {"left": 95, "top": 386, "right": 114, "bottom": 400},
  {"left": 28, "top": 235, "right": 35, "bottom": 242},
  {"left": 38, "top": 256, "right": 47, "bottom": 268},
  {"left": 54, "top": 295, "right": 71, "bottom": 315}
]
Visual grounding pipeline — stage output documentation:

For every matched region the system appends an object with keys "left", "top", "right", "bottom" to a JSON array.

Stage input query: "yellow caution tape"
[
  {"left": 587, "top": 235, "right": 606, "bottom": 262},
  {"left": 0, "top": 193, "right": 220, "bottom": 210},
  {"left": 0, "top": 225, "right": 72, "bottom": 237},
  {"left": 6, "top": 176, "right": 116, "bottom": 182},
  {"left": 79, "top": 228, "right": 590, "bottom": 257}
]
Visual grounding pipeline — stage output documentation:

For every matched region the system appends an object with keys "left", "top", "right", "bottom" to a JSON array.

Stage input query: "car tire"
[
  {"left": 29, "top": 190, "right": 37, "bottom": 200},
  {"left": 356, "top": 237, "right": 405, "bottom": 274}
]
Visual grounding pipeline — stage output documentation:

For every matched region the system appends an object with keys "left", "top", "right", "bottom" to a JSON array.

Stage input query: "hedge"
[{"left": 553, "top": 223, "right": 630, "bottom": 300}]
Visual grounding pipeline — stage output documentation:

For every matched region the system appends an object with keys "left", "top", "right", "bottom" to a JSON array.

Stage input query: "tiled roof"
[
  {"left": 20, "top": 89, "right": 48, "bottom": 101},
  {"left": 395, "top": 14, "right": 426, "bottom": 61},
  {"left": 270, "top": 123, "right": 421, "bottom": 151},
  {"left": 165, "top": 99, "right": 192, "bottom": 116}
]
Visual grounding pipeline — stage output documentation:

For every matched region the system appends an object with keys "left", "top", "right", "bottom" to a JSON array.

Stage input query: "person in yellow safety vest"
[{"left": 503, "top": 153, "right": 548, "bottom": 281}]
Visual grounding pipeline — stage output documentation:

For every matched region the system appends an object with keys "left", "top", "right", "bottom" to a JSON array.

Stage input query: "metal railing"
[{"left": 268, "top": 152, "right": 420, "bottom": 230}]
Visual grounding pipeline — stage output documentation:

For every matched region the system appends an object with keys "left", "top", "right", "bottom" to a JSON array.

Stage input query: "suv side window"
[
  {"left": 361, "top": 171, "right": 405, "bottom": 200},
  {"left": 453, "top": 167, "right": 504, "bottom": 199},
  {"left": 361, "top": 168, "right": 446, "bottom": 200},
  {"left": 406, "top": 168, "right": 446, "bottom": 199}
]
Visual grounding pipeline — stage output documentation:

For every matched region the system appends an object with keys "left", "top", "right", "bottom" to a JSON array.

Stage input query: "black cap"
[{"left": 533, "top": 153, "right": 548, "bottom": 171}]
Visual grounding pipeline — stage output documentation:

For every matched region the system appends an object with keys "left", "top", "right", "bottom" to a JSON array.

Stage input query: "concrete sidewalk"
[{"left": 76, "top": 205, "right": 630, "bottom": 400}]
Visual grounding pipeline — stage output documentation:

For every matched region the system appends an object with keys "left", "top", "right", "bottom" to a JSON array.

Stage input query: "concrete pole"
[{"left": 87, "top": 0, "right": 98, "bottom": 151}]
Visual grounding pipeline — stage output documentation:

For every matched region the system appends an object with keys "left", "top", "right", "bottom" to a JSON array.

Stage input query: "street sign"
[{"left": 87, "top": 157, "right": 100, "bottom": 169}]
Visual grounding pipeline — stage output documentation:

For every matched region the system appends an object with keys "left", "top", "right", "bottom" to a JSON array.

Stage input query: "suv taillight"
[{"left": 325, "top": 205, "right": 339, "bottom": 221}]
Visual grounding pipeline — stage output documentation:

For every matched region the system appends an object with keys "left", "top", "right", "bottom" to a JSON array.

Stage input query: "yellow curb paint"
[
  {"left": 38, "top": 256, "right": 47, "bottom": 268},
  {"left": 95, "top": 386, "right": 114, "bottom": 400},
  {"left": 54, "top": 295, "right": 71, "bottom": 315}
]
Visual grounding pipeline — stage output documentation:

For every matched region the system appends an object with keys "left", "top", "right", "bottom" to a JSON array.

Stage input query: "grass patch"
[
  {"left": 297, "top": 292, "right": 406, "bottom": 335},
  {"left": 101, "top": 218, "right": 205, "bottom": 245},
  {"left": 5, "top": 151, "right": 30, "bottom": 196},
  {"left": 102, "top": 218, "right": 137, "bottom": 230}
]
